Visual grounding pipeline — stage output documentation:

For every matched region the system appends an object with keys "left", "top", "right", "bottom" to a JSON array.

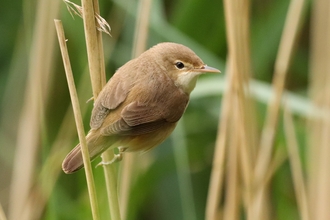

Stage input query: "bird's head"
[{"left": 147, "top": 42, "right": 220, "bottom": 94}]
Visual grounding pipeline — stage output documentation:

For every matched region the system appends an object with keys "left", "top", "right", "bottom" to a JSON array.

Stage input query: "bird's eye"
[{"left": 175, "top": 62, "right": 185, "bottom": 69}]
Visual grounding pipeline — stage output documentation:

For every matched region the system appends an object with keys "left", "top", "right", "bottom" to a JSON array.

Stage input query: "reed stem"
[{"left": 55, "top": 19, "right": 100, "bottom": 220}]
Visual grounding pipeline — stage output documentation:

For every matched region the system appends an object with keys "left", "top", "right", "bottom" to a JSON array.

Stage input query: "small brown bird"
[{"left": 62, "top": 42, "right": 220, "bottom": 174}]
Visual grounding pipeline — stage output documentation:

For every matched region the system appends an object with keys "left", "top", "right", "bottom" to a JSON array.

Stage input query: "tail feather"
[
  {"left": 62, "top": 143, "right": 85, "bottom": 174},
  {"left": 62, "top": 133, "right": 115, "bottom": 174}
]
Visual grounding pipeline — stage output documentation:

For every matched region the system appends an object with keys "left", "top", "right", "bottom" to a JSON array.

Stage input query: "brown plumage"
[{"left": 62, "top": 42, "right": 220, "bottom": 174}]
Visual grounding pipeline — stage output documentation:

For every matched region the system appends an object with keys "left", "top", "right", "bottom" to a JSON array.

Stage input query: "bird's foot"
[{"left": 96, "top": 148, "right": 125, "bottom": 168}]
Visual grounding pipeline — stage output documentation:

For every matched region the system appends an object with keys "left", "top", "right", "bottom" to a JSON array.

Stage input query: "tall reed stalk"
[
  {"left": 55, "top": 20, "right": 100, "bottom": 220},
  {"left": 308, "top": 0, "right": 330, "bottom": 219},
  {"left": 206, "top": 0, "right": 307, "bottom": 219},
  {"left": 7, "top": 0, "right": 60, "bottom": 219},
  {"left": 206, "top": 0, "right": 255, "bottom": 219},
  {"left": 80, "top": 0, "right": 121, "bottom": 218},
  {"left": 252, "top": 0, "right": 306, "bottom": 218}
]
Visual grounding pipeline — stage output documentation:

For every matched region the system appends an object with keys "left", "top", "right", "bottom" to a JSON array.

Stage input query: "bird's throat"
[{"left": 175, "top": 71, "right": 199, "bottom": 94}]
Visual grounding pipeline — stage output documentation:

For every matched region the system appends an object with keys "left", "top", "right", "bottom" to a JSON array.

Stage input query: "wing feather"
[
  {"left": 90, "top": 63, "right": 136, "bottom": 129},
  {"left": 101, "top": 89, "right": 189, "bottom": 136}
]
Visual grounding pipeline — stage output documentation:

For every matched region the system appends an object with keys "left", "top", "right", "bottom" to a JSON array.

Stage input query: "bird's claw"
[{"left": 96, "top": 151, "right": 123, "bottom": 168}]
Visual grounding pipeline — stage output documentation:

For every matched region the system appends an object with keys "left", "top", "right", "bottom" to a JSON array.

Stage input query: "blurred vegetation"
[{"left": 0, "top": 0, "right": 318, "bottom": 220}]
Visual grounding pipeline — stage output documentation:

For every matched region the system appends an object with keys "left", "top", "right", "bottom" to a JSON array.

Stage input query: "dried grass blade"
[
  {"left": 54, "top": 19, "right": 100, "bottom": 220},
  {"left": 252, "top": 0, "right": 307, "bottom": 218},
  {"left": 205, "top": 71, "right": 231, "bottom": 220},
  {"left": 64, "top": 0, "right": 111, "bottom": 36},
  {"left": 283, "top": 106, "right": 309, "bottom": 220},
  {"left": 307, "top": 0, "right": 330, "bottom": 217},
  {"left": 0, "top": 203, "right": 7, "bottom": 220}
]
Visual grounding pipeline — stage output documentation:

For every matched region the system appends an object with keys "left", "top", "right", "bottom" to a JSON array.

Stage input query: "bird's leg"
[{"left": 96, "top": 147, "right": 126, "bottom": 168}]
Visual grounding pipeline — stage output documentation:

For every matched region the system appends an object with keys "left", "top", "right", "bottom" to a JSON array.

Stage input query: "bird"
[{"left": 62, "top": 42, "right": 220, "bottom": 174}]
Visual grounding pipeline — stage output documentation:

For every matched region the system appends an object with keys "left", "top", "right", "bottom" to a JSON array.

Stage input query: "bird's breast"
[{"left": 120, "top": 122, "right": 177, "bottom": 152}]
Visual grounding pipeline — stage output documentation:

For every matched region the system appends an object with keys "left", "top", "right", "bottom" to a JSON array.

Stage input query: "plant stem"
[
  {"left": 54, "top": 19, "right": 100, "bottom": 220},
  {"left": 252, "top": 0, "right": 306, "bottom": 218},
  {"left": 80, "top": 0, "right": 121, "bottom": 218}
]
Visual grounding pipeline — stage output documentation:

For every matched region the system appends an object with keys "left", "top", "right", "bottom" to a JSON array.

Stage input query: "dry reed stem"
[
  {"left": 101, "top": 150, "right": 121, "bottom": 220},
  {"left": 54, "top": 20, "right": 100, "bottom": 220},
  {"left": 8, "top": 0, "right": 60, "bottom": 219},
  {"left": 310, "top": 89, "right": 330, "bottom": 219},
  {"left": 312, "top": 100, "right": 330, "bottom": 220},
  {"left": 119, "top": 0, "right": 152, "bottom": 218},
  {"left": 315, "top": 131, "right": 330, "bottom": 220},
  {"left": 81, "top": 0, "right": 103, "bottom": 98},
  {"left": 223, "top": 122, "right": 240, "bottom": 220},
  {"left": 64, "top": 0, "right": 111, "bottom": 36},
  {"left": 205, "top": 59, "right": 232, "bottom": 220},
  {"left": 206, "top": 0, "right": 254, "bottom": 219},
  {"left": 307, "top": 1, "right": 330, "bottom": 219},
  {"left": 31, "top": 74, "right": 92, "bottom": 219},
  {"left": 308, "top": 0, "right": 330, "bottom": 218},
  {"left": 263, "top": 148, "right": 287, "bottom": 187},
  {"left": 283, "top": 106, "right": 309, "bottom": 220},
  {"left": 234, "top": 78, "right": 254, "bottom": 219},
  {"left": 222, "top": 0, "right": 255, "bottom": 218},
  {"left": 75, "top": 0, "right": 121, "bottom": 218},
  {"left": 0, "top": 203, "right": 7, "bottom": 220},
  {"left": 118, "top": 152, "right": 135, "bottom": 220},
  {"left": 252, "top": 0, "right": 306, "bottom": 218},
  {"left": 131, "top": 0, "right": 152, "bottom": 58},
  {"left": 92, "top": 0, "right": 107, "bottom": 87},
  {"left": 88, "top": 0, "right": 122, "bottom": 219}
]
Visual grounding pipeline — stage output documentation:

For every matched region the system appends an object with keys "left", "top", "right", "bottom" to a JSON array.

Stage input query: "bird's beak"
[{"left": 198, "top": 65, "right": 221, "bottom": 73}]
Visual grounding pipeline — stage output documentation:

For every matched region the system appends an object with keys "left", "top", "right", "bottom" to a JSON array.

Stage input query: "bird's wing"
[
  {"left": 101, "top": 92, "right": 189, "bottom": 136},
  {"left": 90, "top": 71, "right": 134, "bottom": 129}
]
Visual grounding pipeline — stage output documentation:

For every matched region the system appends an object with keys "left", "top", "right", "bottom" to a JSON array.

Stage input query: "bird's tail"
[{"left": 62, "top": 132, "right": 115, "bottom": 174}]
